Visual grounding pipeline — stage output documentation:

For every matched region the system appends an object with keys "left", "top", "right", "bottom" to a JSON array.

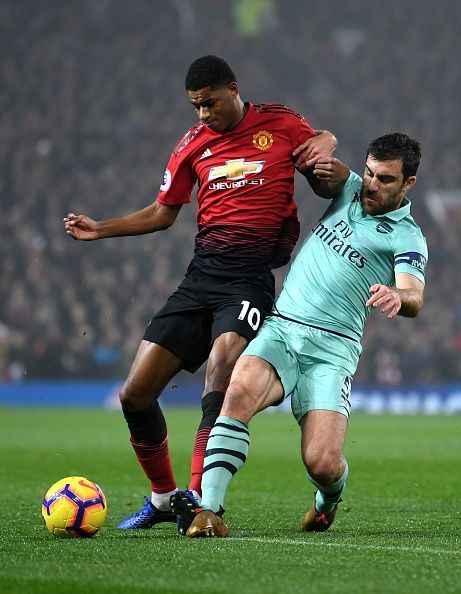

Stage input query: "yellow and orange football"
[{"left": 41, "top": 476, "right": 107, "bottom": 538}]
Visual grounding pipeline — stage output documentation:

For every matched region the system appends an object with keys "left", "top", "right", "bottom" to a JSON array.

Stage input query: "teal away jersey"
[{"left": 275, "top": 171, "right": 428, "bottom": 341}]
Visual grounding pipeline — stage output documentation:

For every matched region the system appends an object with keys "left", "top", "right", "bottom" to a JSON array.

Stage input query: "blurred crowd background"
[{"left": 1, "top": 0, "right": 460, "bottom": 385}]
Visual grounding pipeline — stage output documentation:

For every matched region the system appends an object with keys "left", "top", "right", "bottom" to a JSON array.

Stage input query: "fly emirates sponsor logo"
[
  {"left": 312, "top": 219, "right": 368, "bottom": 269},
  {"left": 207, "top": 158, "right": 265, "bottom": 190}
]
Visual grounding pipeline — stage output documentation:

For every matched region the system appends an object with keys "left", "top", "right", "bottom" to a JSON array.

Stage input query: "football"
[{"left": 42, "top": 476, "right": 107, "bottom": 538}]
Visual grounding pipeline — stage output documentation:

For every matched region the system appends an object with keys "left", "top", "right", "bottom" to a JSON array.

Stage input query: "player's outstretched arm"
[
  {"left": 366, "top": 273, "right": 424, "bottom": 319},
  {"left": 63, "top": 202, "right": 182, "bottom": 241}
]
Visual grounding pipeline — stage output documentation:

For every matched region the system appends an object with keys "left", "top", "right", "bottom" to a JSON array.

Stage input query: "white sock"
[{"left": 151, "top": 489, "right": 177, "bottom": 511}]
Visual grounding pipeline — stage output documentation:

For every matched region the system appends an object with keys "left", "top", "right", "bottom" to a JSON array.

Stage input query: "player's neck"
[{"left": 227, "top": 99, "right": 248, "bottom": 131}]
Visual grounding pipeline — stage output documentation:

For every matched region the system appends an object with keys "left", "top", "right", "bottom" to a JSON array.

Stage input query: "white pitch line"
[{"left": 228, "top": 536, "right": 460, "bottom": 556}]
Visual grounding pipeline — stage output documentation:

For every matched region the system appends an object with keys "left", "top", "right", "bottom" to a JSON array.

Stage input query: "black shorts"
[{"left": 143, "top": 269, "right": 274, "bottom": 373}]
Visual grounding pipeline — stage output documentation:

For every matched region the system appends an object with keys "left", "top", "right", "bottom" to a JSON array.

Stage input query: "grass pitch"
[{"left": 0, "top": 407, "right": 460, "bottom": 594}]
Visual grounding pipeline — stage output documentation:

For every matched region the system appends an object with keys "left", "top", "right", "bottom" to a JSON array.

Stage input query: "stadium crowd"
[{"left": 1, "top": 0, "right": 460, "bottom": 384}]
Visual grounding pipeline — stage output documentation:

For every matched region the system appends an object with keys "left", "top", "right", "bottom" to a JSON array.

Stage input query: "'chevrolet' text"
[
  {"left": 312, "top": 219, "right": 368, "bottom": 269},
  {"left": 208, "top": 178, "right": 264, "bottom": 190}
]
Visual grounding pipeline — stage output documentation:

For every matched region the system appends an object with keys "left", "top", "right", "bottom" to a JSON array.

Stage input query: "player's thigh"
[
  {"left": 240, "top": 317, "right": 299, "bottom": 404},
  {"left": 222, "top": 355, "right": 284, "bottom": 423},
  {"left": 204, "top": 331, "right": 249, "bottom": 389},
  {"left": 121, "top": 340, "right": 182, "bottom": 407}
]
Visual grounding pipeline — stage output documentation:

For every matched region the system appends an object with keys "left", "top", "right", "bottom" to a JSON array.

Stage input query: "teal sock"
[
  {"left": 308, "top": 461, "right": 348, "bottom": 514},
  {"left": 200, "top": 415, "right": 249, "bottom": 513}
]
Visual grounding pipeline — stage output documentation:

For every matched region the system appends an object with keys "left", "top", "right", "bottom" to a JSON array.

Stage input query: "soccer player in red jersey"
[{"left": 64, "top": 55, "right": 336, "bottom": 534}]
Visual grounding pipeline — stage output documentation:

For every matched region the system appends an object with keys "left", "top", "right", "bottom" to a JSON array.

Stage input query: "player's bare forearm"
[
  {"left": 395, "top": 287, "right": 423, "bottom": 317},
  {"left": 97, "top": 202, "right": 182, "bottom": 238},
  {"left": 64, "top": 202, "right": 181, "bottom": 241},
  {"left": 97, "top": 207, "right": 166, "bottom": 238},
  {"left": 366, "top": 283, "right": 424, "bottom": 319}
]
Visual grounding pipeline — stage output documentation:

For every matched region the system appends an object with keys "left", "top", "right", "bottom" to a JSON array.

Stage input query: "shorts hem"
[
  {"left": 293, "top": 403, "right": 350, "bottom": 424},
  {"left": 240, "top": 352, "right": 288, "bottom": 398},
  {"left": 141, "top": 334, "right": 204, "bottom": 374}
]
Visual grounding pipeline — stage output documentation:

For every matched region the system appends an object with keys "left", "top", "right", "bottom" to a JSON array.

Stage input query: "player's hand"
[
  {"left": 63, "top": 213, "right": 99, "bottom": 241},
  {"left": 313, "top": 157, "right": 349, "bottom": 181},
  {"left": 366, "top": 284, "right": 402, "bottom": 319},
  {"left": 293, "top": 130, "right": 337, "bottom": 170}
]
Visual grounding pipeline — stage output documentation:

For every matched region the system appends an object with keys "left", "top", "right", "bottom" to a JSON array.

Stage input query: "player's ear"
[
  {"left": 228, "top": 82, "right": 239, "bottom": 97},
  {"left": 403, "top": 175, "right": 416, "bottom": 193}
]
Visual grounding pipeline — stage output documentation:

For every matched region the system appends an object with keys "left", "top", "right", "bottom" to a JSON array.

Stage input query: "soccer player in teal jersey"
[{"left": 183, "top": 132, "right": 427, "bottom": 537}]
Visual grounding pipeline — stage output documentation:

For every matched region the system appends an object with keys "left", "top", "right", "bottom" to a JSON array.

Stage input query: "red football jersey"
[{"left": 157, "top": 103, "right": 315, "bottom": 276}]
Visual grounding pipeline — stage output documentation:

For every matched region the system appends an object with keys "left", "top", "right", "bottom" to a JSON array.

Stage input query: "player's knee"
[
  {"left": 119, "top": 380, "right": 152, "bottom": 411},
  {"left": 304, "top": 449, "right": 341, "bottom": 486},
  {"left": 224, "top": 380, "right": 247, "bottom": 406},
  {"left": 222, "top": 380, "right": 256, "bottom": 420}
]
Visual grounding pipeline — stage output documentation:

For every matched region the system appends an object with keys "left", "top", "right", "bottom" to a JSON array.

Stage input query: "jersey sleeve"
[
  {"left": 393, "top": 230, "right": 428, "bottom": 283},
  {"left": 156, "top": 150, "right": 197, "bottom": 206},
  {"left": 292, "top": 114, "right": 315, "bottom": 147},
  {"left": 332, "top": 170, "right": 362, "bottom": 206}
]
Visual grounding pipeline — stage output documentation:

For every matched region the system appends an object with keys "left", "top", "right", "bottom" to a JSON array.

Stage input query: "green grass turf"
[{"left": 0, "top": 407, "right": 460, "bottom": 594}]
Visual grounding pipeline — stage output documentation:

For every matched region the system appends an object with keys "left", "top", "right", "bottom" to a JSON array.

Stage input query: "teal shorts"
[{"left": 242, "top": 316, "right": 362, "bottom": 422}]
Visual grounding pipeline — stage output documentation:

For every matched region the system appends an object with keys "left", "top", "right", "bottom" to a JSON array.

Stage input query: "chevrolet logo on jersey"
[{"left": 208, "top": 159, "right": 265, "bottom": 181}]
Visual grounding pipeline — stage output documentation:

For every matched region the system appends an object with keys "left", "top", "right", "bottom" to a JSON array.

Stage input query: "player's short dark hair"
[
  {"left": 366, "top": 133, "right": 421, "bottom": 180},
  {"left": 185, "top": 55, "right": 237, "bottom": 91}
]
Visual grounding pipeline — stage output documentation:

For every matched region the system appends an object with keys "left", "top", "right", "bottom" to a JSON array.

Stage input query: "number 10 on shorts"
[{"left": 238, "top": 300, "right": 261, "bottom": 331}]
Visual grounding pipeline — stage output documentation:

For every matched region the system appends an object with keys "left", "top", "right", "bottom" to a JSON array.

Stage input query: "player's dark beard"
[{"left": 360, "top": 184, "right": 402, "bottom": 215}]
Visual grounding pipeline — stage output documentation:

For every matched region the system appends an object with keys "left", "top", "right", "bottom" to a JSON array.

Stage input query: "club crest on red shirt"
[{"left": 253, "top": 130, "right": 273, "bottom": 151}]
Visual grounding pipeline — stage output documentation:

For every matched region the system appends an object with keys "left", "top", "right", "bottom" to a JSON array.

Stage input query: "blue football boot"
[
  {"left": 170, "top": 489, "right": 201, "bottom": 536},
  {"left": 118, "top": 496, "right": 177, "bottom": 529}
]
